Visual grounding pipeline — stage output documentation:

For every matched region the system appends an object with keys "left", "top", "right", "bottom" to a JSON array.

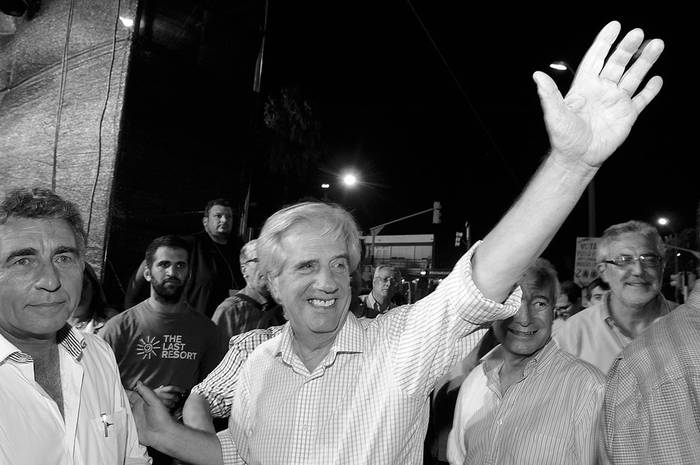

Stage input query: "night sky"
[
  {"left": 115, "top": 3, "right": 697, "bottom": 287},
  {"left": 249, "top": 3, "right": 697, "bottom": 276}
]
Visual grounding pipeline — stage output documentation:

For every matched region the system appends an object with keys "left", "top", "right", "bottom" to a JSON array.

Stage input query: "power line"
[{"left": 404, "top": 0, "right": 520, "bottom": 184}]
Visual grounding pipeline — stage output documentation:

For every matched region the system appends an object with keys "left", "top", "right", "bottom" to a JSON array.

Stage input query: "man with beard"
[
  {"left": 124, "top": 199, "right": 245, "bottom": 317},
  {"left": 101, "top": 235, "right": 223, "bottom": 464}
]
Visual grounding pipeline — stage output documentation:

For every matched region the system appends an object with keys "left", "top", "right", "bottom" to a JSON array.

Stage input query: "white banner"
[{"left": 574, "top": 237, "right": 600, "bottom": 288}]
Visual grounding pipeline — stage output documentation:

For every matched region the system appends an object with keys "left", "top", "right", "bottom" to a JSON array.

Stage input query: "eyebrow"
[
  {"left": 55, "top": 246, "right": 80, "bottom": 256},
  {"left": 5, "top": 248, "right": 38, "bottom": 263},
  {"left": 5, "top": 245, "right": 80, "bottom": 263}
]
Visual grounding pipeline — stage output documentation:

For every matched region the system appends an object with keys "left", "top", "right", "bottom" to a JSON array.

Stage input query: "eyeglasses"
[{"left": 602, "top": 254, "right": 662, "bottom": 268}]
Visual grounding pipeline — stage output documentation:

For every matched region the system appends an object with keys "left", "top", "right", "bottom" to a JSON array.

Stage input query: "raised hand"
[{"left": 533, "top": 21, "right": 664, "bottom": 169}]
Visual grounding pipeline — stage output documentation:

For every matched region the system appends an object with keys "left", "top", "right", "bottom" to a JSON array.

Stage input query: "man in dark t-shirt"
[{"left": 102, "top": 235, "right": 223, "bottom": 465}]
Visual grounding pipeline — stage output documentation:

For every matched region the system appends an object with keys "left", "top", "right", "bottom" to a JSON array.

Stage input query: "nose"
[
  {"left": 512, "top": 304, "right": 533, "bottom": 326},
  {"left": 34, "top": 261, "right": 62, "bottom": 292},
  {"left": 628, "top": 259, "right": 644, "bottom": 275},
  {"left": 315, "top": 266, "right": 340, "bottom": 293},
  {"left": 219, "top": 215, "right": 229, "bottom": 224}
]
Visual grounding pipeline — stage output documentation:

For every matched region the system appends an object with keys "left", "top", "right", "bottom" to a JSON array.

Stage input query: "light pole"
[
  {"left": 549, "top": 60, "right": 596, "bottom": 237},
  {"left": 320, "top": 183, "right": 330, "bottom": 201}
]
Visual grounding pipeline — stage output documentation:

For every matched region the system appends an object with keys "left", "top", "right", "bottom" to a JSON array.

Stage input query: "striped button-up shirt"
[
  {"left": 190, "top": 326, "right": 284, "bottom": 418},
  {"left": 0, "top": 325, "right": 150, "bottom": 465},
  {"left": 447, "top": 340, "right": 605, "bottom": 465},
  {"left": 602, "top": 282, "right": 700, "bottom": 465},
  {"left": 217, "top": 244, "right": 522, "bottom": 465}
]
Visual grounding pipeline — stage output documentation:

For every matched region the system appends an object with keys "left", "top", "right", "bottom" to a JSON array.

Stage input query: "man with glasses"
[
  {"left": 358, "top": 265, "right": 402, "bottom": 318},
  {"left": 211, "top": 240, "right": 284, "bottom": 342},
  {"left": 554, "top": 220, "right": 677, "bottom": 374},
  {"left": 601, "top": 212, "right": 700, "bottom": 464}
]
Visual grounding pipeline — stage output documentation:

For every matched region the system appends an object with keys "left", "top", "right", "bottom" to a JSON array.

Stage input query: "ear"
[
  {"left": 143, "top": 264, "right": 152, "bottom": 283},
  {"left": 269, "top": 274, "right": 281, "bottom": 304},
  {"left": 596, "top": 263, "right": 608, "bottom": 284},
  {"left": 202, "top": 215, "right": 208, "bottom": 228}
]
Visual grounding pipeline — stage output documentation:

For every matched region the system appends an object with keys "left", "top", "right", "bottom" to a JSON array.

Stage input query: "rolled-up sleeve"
[
  {"left": 217, "top": 429, "right": 243, "bottom": 465},
  {"left": 388, "top": 241, "right": 522, "bottom": 398}
]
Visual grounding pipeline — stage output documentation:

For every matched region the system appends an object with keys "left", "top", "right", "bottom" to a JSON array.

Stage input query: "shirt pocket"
[{"left": 91, "top": 408, "right": 128, "bottom": 465}]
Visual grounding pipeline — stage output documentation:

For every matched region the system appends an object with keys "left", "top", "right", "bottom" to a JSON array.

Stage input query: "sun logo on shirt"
[{"left": 136, "top": 336, "right": 161, "bottom": 359}]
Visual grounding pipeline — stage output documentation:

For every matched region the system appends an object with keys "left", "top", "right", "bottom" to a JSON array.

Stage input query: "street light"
[
  {"left": 550, "top": 59, "right": 596, "bottom": 237},
  {"left": 549, "top": 61, "right": 569, "bottom": 71},
  {"left": 657, "top": 217, "right": 670, "bottom": 227},
  {"left": 342, "top": 173, "right": 358, "bottom": 187}
]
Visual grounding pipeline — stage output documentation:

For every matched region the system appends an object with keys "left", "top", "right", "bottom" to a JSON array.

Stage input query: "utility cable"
[{"left": 404, "top": 0, "right": 520, "bottom": 184}]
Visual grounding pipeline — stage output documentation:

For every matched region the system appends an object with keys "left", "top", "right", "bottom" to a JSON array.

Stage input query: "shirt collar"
[
  {"left": 364, "top": 292, "right": 395, "bottom": 312},
  {"left": 481, "top": 338, "right": 558, "bottom": 379},
  {"left": 601, "top": 292, "right": 671, "bottom": 328},
  {"left": 686, "top": 281, "right": 700, "bottom": 309},
  {"left": 275, "top": 312, "right": 365, "bottom": 366},
  {"left": 0, "top": 324, "right": 86, "bottom": 364}
]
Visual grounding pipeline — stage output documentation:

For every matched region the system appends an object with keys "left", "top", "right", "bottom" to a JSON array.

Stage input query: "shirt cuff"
[
  {"left": 217, "top": 429, "right": 238, "bottom": 465},
  {"left": 453, "top": 240, "right": 522, "bottom": 322}
]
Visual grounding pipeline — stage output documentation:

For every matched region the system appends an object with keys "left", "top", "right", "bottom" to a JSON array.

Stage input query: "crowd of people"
[{"left": 1, "top": 19, "right": 698, "bottom": 465}]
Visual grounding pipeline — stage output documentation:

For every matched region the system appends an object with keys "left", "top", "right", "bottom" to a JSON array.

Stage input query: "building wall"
[{"left": 0, "top": 0, "right": 138, "bottom": 276}]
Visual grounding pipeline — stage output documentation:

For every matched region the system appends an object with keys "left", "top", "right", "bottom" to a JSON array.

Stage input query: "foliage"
[{"left": 262, "top": 87, "right": 323, "bottom": 178}]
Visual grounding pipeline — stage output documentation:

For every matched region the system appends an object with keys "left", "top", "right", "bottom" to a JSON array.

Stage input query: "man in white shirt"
[
  {"left": 554, "top": 220, "right": 677, "bottom": 373},
  {"left": 0, "top": 187, "right": 149, "bottom": 465},
  {"left": 131, "top": 20, "right": 665, "bottom": 465},
  {"left": 447, "top": 259, "right": 604, "bottom": 465}
]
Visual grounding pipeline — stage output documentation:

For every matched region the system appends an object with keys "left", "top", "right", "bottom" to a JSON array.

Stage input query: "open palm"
[{"left": 535, "top": 21, "right": 664, "bottom": 168}]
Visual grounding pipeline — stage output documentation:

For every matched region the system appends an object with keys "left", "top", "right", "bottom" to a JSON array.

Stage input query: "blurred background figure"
[
  {"left": 555, "top": 280, "right": 582, "bottom": 320},
  {"left": 211, "top": 239, "right": 284, "bottom": 342},
  {"left": 357, "top": 265, "right": 403, "bottom": 318},
  {"left": 582, "top": 277, "right": 610, "bottom": 308},
  {"left": 68, "top": 263, "right": 119, "bottom": 334}
]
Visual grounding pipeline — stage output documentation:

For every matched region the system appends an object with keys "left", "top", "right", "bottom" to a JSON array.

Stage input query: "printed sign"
[{"left": 574, "top": 237, "right": 600, "bottom": 288}]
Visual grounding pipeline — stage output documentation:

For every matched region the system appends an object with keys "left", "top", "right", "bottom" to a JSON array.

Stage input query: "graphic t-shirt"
[{"left": 101, "top": 300, "right": 223, "bottom": 391}]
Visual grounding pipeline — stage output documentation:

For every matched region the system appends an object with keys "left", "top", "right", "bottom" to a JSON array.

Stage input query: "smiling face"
[
  {"left": 269, "top": 222, "right": 352, "bottom": 348},
  {"left": 493, "top": 270, "right": 555, "bottom": 360},
  {"left": 597, "top": 232, "right": 663, "bottom": 309},
  {"left": 0, "top": 218, "right": 84, "bottom": 341}
]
